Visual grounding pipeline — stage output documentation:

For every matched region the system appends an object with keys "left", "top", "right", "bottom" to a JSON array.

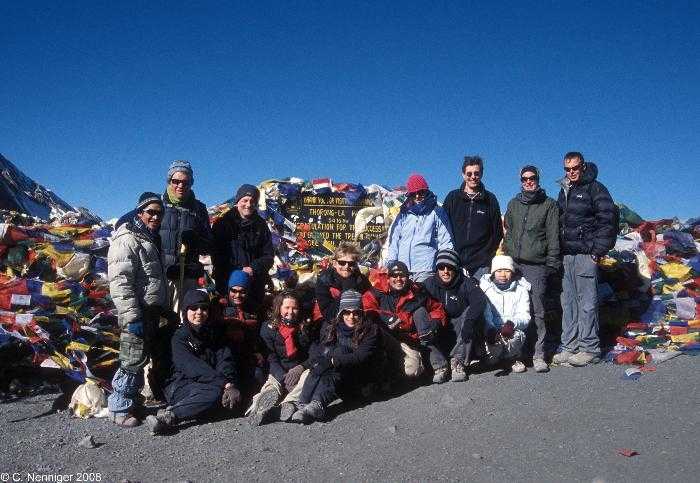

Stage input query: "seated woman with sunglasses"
[
  {"left": 385, "top": 174, "right": 454, "bottom": 283},
  {"left": 246, "top": 291, "right": 317, "bottom": 426},
  {"left": 423, "top": 249, "right": 487, "bottom": 382},
  {"left": 287, "top": 290, "right": 385, "bottom": 424},
  {"left": 213, "top": 270, "right": 266, "bottom": 400},
  {"left": 313, "top": 242, "right": 372, "bottom": 329},
  {"left": 146, "top": 289, "right": 242, "bottom": 435}
]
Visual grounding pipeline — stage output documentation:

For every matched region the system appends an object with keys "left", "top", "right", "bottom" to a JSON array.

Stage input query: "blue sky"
[{"left": 2, "top": 1, "right": 698, "bottom": 220}]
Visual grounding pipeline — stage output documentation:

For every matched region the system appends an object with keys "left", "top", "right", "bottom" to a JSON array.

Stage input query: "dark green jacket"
[{"left": 503, "top": 189, "right": 560, "bottom": 269}]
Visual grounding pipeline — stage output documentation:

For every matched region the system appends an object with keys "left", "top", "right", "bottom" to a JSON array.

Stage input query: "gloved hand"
[
  {"left": 283, "top": 364, "right": 305, "bottom": 391},
  {"left": 180, "top": 230, "right": 198, "bottom": 248},
  {"left": 221, "top": 385, "right": 241, "bottom": 409},
  {"left": 386, "top": 315, "right": 401, "bottom": 331},
  {"left": 165, "top": 264, "right": 180, "bottom": 281},
  {"left": 485, "top": 327, "right": 499, "bottom": 345},
  {"left": 500, "top": 321, "right": 515, "bottom": 340},
  {"left": 127, "top": 321, "right": 144, "bottom": 337},
  {"left": 161, "top": 309, "right": 179, "bottom": 326},
  {"left": 311, "top": 356, "right": 333, "bottom": 374}
]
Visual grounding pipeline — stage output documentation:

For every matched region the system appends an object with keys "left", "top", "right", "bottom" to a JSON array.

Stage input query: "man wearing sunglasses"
[
  {"left": 503, "top": 165, "right": 560, "bottom": 373},
  {"left": 107, "top": 192, "right": 169, "bottom": 427},
  {"left": 385, "top": 173, "right": 454, "bottom": 283},
  {"left": 443, "top": 156, "right": 503, "bottom": 280},
  {"left": 554, "top": 152, "right": 617, "bottom": 367},
  {"left": 313, "top": 242, "right": 372, "bottom": 328},
  {"left": 160, "top": 160, "right": 213, "bottom": 317}
]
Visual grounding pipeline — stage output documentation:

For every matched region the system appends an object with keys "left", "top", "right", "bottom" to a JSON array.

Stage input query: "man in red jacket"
[{"left": 363, "top": 261, "right": 449, "bottom": 384}]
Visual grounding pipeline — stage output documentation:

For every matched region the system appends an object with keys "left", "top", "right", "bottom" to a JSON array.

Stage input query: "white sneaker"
[
  {"left": 511, "top": 361, "right": 526, "bottom": 373},
  {"left": 533, "top": 358, "right": 550, "bottom": 373},
  {"left": 552, "top": 351, "right": 575, "bottom": 364}
]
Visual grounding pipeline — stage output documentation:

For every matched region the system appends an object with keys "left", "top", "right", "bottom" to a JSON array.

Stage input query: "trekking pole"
[{"left": 178, "top": 241, "right": 187, "bottom": 300}]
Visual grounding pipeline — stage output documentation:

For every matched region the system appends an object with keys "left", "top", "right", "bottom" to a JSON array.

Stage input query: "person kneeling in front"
[
  {"left": 478, "top": 255, "right": 531, "bottom": 373},
  {"left": 146, "top": 289, "right": 242, "bottom": 434}
]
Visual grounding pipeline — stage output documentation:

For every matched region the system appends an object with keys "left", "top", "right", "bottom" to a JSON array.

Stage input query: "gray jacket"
[{"left": 107, "top": 222, "right": 168, "bottom": 329}]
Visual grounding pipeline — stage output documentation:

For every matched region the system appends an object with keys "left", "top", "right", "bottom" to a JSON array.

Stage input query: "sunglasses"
[
  {"left": 436, "top": 264, "right": 454, "bottom": 271},
  {"left": 170, "top": 178, "right": 190, "bottom": 186},
  {"left": 464, "top": 171, "right": 481, "bottom": 178},
  {"left": 341, "top": 309, "right": 363, "bottom": 317},
  {"left": 564, "top": 164, "right": 583, "bottom": 173},
  {"left": 229, "top": 288, "right": 247, "bottom": 294},
  {"left": 336, "top": 260, "right": 357, "bottom": 267},
  {"left": 143, "top": 209, "right": 162, "bottom": 217},
  {"left": 188, "top": 304, "right": 209, "bottom": 311},
  {"left": 389, "top": 272, "right": 407, "bottom": 278},
  {"left": 410, "top": 189, "right": 429, "bottom": 198},
  {"left": 521, "top": 175, "right": 538, "bottom": 182}
]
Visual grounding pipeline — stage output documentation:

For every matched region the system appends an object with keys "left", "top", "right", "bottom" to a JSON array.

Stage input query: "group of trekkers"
[{"left": 106, "top": 152, "right": 617, "bottom": 435}]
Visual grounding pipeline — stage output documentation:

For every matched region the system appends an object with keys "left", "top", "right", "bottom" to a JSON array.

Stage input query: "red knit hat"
[{"left": 406, "top": 174, "right": 429, "bottom": 194}]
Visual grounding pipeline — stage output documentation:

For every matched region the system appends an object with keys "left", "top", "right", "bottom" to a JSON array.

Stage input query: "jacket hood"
[{"left": 558, "top": 162, "right": 599, "bottom": 189}]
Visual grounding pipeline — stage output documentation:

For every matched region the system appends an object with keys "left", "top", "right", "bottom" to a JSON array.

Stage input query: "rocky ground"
[{"left": 1, "top": 356, "right": 698, "bottom": 482}]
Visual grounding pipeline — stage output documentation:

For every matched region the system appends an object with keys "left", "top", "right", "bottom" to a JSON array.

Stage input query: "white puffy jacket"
[{"left": 479, "top": 273, "right": 531, "bottom": 331}]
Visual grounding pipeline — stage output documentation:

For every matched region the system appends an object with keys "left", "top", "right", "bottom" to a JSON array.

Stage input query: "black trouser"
[{"left": 165, "top": 379, "right": 224, "bottom": 421}]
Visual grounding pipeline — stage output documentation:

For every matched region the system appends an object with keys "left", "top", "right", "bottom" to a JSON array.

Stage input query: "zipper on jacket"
[
  {"left": 516, "top": 205, "right": 529, "bottom": 261},
  {"left": 466, "top": 199, "right": 474, "bottom": 244}
]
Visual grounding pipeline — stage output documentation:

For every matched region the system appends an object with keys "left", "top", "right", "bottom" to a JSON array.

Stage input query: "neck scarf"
[
  {"left": 165, "top": 186, "right": 193, "bottom": 206},
  {"left": 517, "top": 187, "right": 545, "bottom": 205},
  {"left": 278, "top": 319, "right": 299, "bottom": 358}
]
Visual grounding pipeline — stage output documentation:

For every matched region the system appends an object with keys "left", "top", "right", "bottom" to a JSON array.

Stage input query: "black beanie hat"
[
  {"left": 520, "top": 165, "right": 540, "bottom": 179},
  {"left": 136, "top": 192, "right": 163, "bottom": 212},
  {"left": 182, "top": 288, "right": 209, "bottom": 310},
  {"left": 235, "top": 184, "right": 260, "bottom": 203},
  {"left": 387, "top": 260, "right": 409, "bottom": 276}
]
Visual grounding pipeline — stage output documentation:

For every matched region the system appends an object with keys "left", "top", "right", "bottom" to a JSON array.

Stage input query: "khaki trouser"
[
  {"left": 382, "top": 331, "right": 425, "bottom": 378},
  {"left": 244, "top": 370, "right": 310, "bottom": 416}
]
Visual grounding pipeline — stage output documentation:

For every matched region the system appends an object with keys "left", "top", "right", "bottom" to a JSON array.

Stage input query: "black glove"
[
  {"left": 166, "top": 264, "right": 180, "bottom": 281},
  {"left": 283, "top": 364, "right": 305, "bottom": 391},
  {"left": 181, "top": 230, "right": 198, "bottom": 248},
  {"left": 500, "top": 321, "right": 515, "bottom": 340},
  {"left": 486, "top": 327, "right": 499, "bottom": 345},
  {"left": 311, "top": 356, "right": 333, "bottom": 374},
  {"left": 221, "top": 385, "right": 241, "bottom": 409}
]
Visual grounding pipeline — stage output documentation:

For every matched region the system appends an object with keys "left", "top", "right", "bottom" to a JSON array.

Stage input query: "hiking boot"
[
  {"left": 145, "top": 408, "right": 176, "bottom": 435},
  {"left": 552, "top": 351, "right": 575, "bottom": 365},
  {"left": 248, "top": 389, "right": 279, "bottom": 427},
  {"left": 291, "top": 400, "right": 325, "bottom": 424},
  {"left": 450, "top": 359, "right": 467, "bottom": 382},
  {"left": 569, "top": 351, "right": 600, "bottom": 367},
  {"left": 279, "top": 402, "right": 297, "bottom": 422},
  {"left": 432, "top": 366, "right": 449, "bottom": 384},
  {"left": 533, "top": 358, "right": 550, "bottom": 373},
  {"left": 109, "top": 411, "right": 141, "bottom": 428},
  {"left": 511, "top": 361, "right": 526, "bottom": 373}
]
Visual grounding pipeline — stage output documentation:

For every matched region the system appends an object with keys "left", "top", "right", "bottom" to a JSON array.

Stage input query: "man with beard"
[
  {"left": 503, "top": 165, "right": 560, "bottom": 373},
  {"left": 385, "top": 174, "right": 453, "bottom": 283},
  {"left": 423, "top": 249, "right": 487, "bottom": 382},
  {"left": 443, "top": 156, "right": 503, "bottom": 279}
]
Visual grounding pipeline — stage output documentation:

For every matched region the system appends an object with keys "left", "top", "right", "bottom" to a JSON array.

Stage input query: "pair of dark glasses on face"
[
  {"left": 564, "top": 164, "right": 583, "bottom": 173},
  {"left": 464, "top": 171, "right": 481, "bottom": 178},
  {"left": 143, "top": 209, "right": 162, "bottom": 217},
  {"left": 389, "top": 272, "right": 407, "bottom": 278},
  {"left": 436, "top": 264, "right": 454, "bottom": 272},
  {"left": 229, "top": 287, "right": 246, "bottom": 294},
  {"left": 188, "top": 304, "right": 209, "bottom": 311},
  {"left": 521, "top": 175, "right": 538, "bottom": 183},
  {"left": 341, "top": 309, "right": 363, "bottom": 316},
  {"left": 410, "top": 189, "right": 429, "bottom": 198},
  {"left": 170, "top": 178, "right": 190, "bottom": 186},
  {"left": 336, "top": 260, "right": 357, "bottom": 267}
]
